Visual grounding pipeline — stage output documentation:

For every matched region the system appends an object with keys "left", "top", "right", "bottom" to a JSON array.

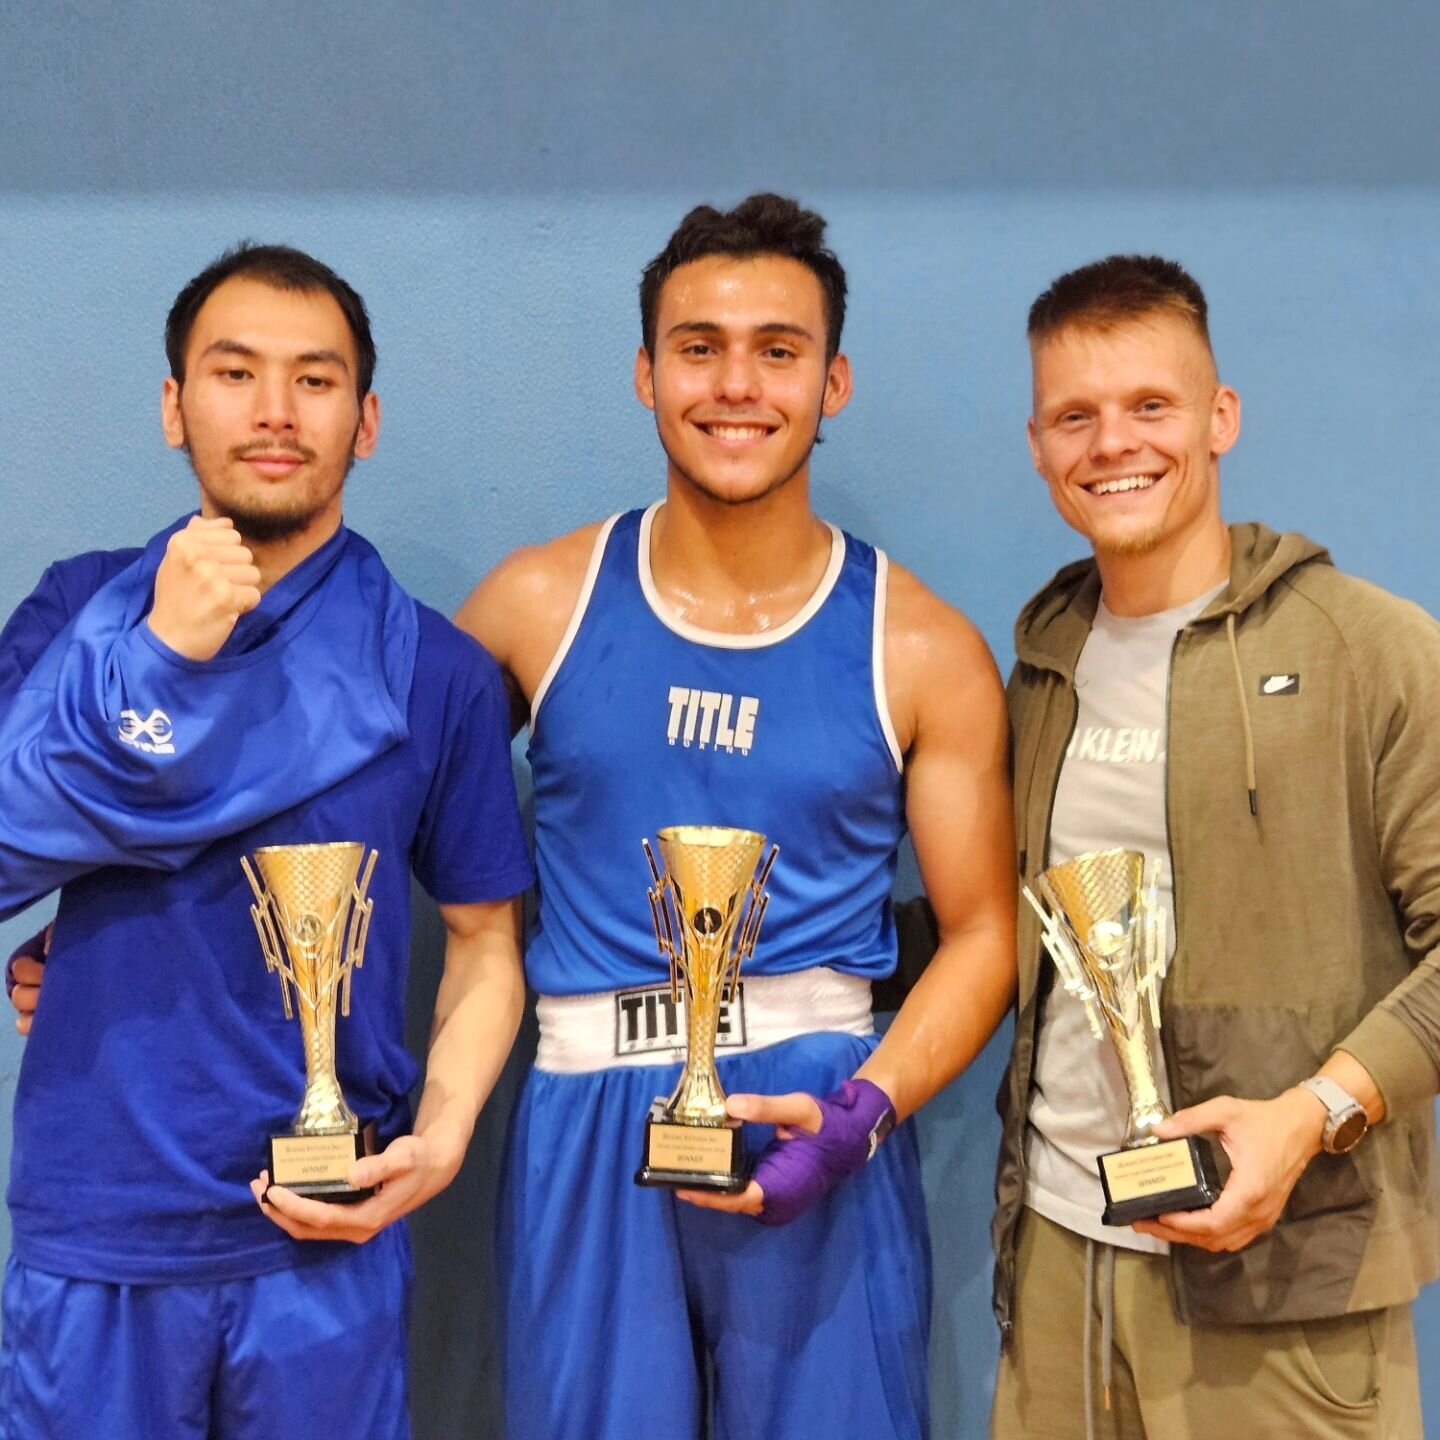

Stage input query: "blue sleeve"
[
  {"left": 0, "top": 541, "right": 418, "bottom": 923},
  {"left": 0, "top": 549, "right": 141, "bottom": 715},
  {"left": 412, "top": 667, "right": 535, "bottom": 906}
]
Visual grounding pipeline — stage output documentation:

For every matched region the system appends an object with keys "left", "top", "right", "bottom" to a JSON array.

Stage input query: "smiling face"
[
  {"left": 635, "top": 253, "right": 851, "bottom": 507},
  {"left": 1028, "top": 311, "right": 1239, "bottom": 560},
  {"left": 162, "top": 276, "right": 380, "bottom": 543}
]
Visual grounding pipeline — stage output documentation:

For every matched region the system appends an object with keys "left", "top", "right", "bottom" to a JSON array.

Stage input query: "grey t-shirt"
[{"left": 1024, "top": 582, "right": 1225, "bottom": 1251}]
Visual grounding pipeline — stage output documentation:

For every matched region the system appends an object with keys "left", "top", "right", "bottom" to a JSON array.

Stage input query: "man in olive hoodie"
[{"left": 991, "top": 255, "right": 1439, "bottom": 1438}]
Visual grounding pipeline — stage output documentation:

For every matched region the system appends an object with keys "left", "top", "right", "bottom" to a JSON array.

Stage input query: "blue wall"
[{"left": 2, "top": 5, "right": 1437, "bottom": 1435}]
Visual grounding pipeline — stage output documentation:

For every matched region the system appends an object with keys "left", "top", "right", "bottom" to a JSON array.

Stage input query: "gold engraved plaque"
[
  {"left": 635, "top": 825, "right": 778, "bottom": 1192},
  {"left": 1102, "top": 1139, "right": 1207, "bottom": 1204},
  {"left": 242, "top": 841, "right": 379, "bottom": 1205},
  {"left": 1023, "top": 849, "right": 1221, "bottom": 1226}
]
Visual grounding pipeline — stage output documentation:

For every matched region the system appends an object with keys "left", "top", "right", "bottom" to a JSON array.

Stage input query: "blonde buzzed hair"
[{"left": 1028, "top": 254, "right": 1211, "bottom": 353}]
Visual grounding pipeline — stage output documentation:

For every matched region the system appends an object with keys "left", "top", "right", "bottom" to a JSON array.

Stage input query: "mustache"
[{"left": 230, "top": 440, "right": 317, "bottom": 463}]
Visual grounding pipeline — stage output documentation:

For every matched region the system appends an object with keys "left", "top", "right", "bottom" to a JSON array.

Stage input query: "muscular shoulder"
[
  {"left": 453, "top": 518, "right": 611, "bottom": 705},
  {"left": 883, "top": 560, "right": 1006, "bottom": 756}
]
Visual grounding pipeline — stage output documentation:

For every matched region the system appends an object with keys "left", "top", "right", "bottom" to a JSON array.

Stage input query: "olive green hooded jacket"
[{"left": 994, "top": 522, "right": 1440, "bottom": 1339}]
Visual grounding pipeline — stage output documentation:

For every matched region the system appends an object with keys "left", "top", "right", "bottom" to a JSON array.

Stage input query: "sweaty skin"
[{"left": 456, "top": 251, "right": 1016, "bottom": 1221}]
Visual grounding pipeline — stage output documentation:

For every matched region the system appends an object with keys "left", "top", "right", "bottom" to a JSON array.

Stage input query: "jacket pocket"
[{"left": 1165, "top": 1003, "right": 1373, "bottom": 1221}]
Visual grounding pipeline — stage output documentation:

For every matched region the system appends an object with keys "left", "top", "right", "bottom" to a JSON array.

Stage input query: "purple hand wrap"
[
  {"left": 5, "top": 925, "right": 48, "bottom": 1000},
  {"left": 752, "top": 1078, "right": 896, "bottom": 1228}
]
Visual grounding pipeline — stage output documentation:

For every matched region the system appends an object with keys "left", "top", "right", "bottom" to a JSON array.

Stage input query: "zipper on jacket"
[
  {"left": 1160, "top": 625, "right": 1193, "bottom": 1325},
  {"left": 1040, "top": 681, "right": 1082, "bottom": 881},
  {"left": 1000, "top": 671, "right": 1080, "bottom": 1337}
]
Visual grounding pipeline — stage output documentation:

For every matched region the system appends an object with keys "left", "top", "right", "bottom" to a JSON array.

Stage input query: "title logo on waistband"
[
  {"left": 117, "top": 708, "right": 176, "bottom": 755},
  {"left": 614, "top": 982, "right": 748, "bottom": 1058},
  {"left": 666, "top": 686, "right": 760, "bottom": 755}
]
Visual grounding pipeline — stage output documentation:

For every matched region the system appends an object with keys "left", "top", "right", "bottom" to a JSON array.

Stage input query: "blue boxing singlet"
[{"left": 524, "top": 502, "right": 906, "bottom": 997}]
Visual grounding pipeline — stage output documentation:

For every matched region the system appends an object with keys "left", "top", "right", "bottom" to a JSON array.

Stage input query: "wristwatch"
[{"left": 1298, "top": 1076, "right": 1369, "bottom": 1154}]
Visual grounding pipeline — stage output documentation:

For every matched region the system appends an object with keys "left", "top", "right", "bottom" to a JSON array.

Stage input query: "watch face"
[{"left": 1330, "top": 1108, "right": 1368, "bottom": 1154}]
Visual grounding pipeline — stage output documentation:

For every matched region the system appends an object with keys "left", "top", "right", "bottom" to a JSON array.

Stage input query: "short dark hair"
[
  {"left": 640, "top": 194, "right": 848, "bottom": 360},
  {"left": 165, "top": 242, "right": 377, "bottom": 398},
  {"left": 1028, "top": 254, "right": 1211, "bottom": 352}
]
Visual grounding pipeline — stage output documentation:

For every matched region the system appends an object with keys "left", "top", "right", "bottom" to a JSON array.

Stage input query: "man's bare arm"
[{"left": 857, "top": 565, "right": 1017, "bottom": 1120}]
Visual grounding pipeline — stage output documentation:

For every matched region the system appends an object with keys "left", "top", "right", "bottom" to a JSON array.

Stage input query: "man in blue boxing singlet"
[
  {"left": 457, "top": 195, "right": 1017, "bottom": 1439},
  {"left": 0, "top": 245, "right": 532, "bottom": 1439}
]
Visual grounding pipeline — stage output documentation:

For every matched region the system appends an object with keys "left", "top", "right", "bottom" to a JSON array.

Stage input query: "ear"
[
  {"left": 161, "top": 378, "right": 186, "bottom": 450},
  {"left": 352, "top": 391, "right": 381, "bottom": 461},
  {"left": 821, "top": 352, "right": 853, "bottom": 418},
  {"left": 1210, "top": 385, "right": 1241, "bottom": 458},
  {"left": 634, "top": 346, "right": 656, "bottom": 412},
  {"left": 1027, "top": 414, "right": 1045, "bottom": 477}
]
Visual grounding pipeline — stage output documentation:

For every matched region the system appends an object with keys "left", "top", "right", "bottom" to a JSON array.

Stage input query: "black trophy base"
[
  {"left": 635, "top": 1098, "right": 748, "bottom": 1192},
  {"left": 267, "top": 1129, "right": 375, "bottom": 1205},
  {"left": 1100, "top": 1134, "right": 1222, "bottom": 1227}
]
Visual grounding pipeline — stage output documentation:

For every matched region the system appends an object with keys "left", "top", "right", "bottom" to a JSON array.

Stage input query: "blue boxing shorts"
[
  {"left": 498, "top": 970, "right": 932, "bottom": 1440},
  {"left": 0, "top": 1223, "right": 411, "bottom": 1440}
]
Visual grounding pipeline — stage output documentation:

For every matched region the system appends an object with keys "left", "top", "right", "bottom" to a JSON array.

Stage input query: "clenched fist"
[{"left": 147, "top": 517, "right": 263, "bottom": 661}]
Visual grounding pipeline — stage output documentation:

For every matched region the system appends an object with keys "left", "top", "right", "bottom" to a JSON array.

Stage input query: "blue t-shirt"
[
  {"left": 525, "top": 504, "right": 906, "bottom": 996},
  {"left": 0, "top": 548, "right": 141, "bottom": 714},
  {"left": 2, "top": 554, "right": 534, "bottom": 1284}
]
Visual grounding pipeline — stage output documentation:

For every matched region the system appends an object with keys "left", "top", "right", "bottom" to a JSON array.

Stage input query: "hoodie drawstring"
[
  {"left": 1225, "top": 612, "right": 1259, "bottom": 818},
  {"left": 1082, "top": 1239, "right": 1118, "bottom": 1440}
]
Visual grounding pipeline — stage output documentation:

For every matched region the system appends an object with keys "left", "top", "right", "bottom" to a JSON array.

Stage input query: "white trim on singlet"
[
  {"left": 529, "top": 513, "right": 621, "bottom": 729},
  {"left": 872, "top": 549, "right": 903, "bottom": 773},
  {"left": 636, "top": 501, "right": 846, "bottom": 650}
]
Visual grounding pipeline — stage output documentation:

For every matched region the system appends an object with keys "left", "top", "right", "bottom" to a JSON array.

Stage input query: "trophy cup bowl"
[
  {"left": 242, "top": 841, "right": 379, "bottom": 1204},
  {"left": 634, "top": 825, "right": 778, "bottom": 1192},
  {"left": 1024, "top": 848, "right": 1221, "bottom": 1226}
]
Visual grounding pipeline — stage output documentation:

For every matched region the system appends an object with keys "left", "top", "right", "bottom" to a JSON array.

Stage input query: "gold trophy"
[
  {"left": 1022, "top": 848, "right": 1220, "bottom": 1225},
  {"left": 635, "top": 825, "right": 778, "bottom": 1192},
  {"left": 242, "top": 842, "right": 379, "bottom": 1204}
]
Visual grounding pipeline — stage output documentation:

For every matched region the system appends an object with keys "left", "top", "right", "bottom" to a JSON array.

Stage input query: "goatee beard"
[
  {"left": 1093, "top": 524, "right": 1166, "bottom": 558},
  {"left": 216, "top": 504, "right": 325, "bottom": 544},
  {"left": 661, "top": 423, "right": 819, "bottom": 509},
  {"left": 186, "top": 441, "right": 354, "bottom": 545}
]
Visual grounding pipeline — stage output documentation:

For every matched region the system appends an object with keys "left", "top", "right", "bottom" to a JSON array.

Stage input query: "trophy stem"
[
  {"left": 669, "top": 952, "right": 728, "bottom": 1124},
  {"left": 293, "top": 979, "right": 357, "bottom": 1134},
  {"left": 1109, "top": 1022, "right": 1168, "bottom": 1148}
]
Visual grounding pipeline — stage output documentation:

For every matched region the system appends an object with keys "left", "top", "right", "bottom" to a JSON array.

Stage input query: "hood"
[{"left": 1014, "top": 522, "right": 1332, "bottom": 678}]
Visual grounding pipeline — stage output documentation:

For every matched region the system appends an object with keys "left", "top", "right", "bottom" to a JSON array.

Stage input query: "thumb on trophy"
[
  {"left": 1153, "top": 1096, "right": 1241, "bottom": 1141},
  {"left": 349, "top": 1139, "right": 419, "bottom": 1191},
  {"left": 726, "top": 1091, "right": 824, "bottom": 1135}
]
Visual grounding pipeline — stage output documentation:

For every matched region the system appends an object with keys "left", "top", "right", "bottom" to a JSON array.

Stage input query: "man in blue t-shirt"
[{"left": 0, "top": 244, "right": 532, "bottom": 1440}]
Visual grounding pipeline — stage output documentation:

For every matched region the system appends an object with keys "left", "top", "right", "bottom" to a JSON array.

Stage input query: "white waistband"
[{"left": 534, "top": 968, "right": 874, "bottom": 1075}]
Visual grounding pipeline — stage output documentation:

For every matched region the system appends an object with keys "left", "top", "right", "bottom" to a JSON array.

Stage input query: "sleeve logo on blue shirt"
[
  {"left": 666, "top": 686, "right": 760, "bottom": 755},
  {"left": 117, "top": 708, "right": 176, "bottom": 755}
]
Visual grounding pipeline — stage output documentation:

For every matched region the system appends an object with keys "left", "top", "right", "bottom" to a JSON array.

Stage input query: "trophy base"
[
  {"left": 267, "top": 1129, "right": 375, "bottom": 1205},
  {"left": 635, "top": 1098, "right": 748, "bottom": 1192},
  {"left": 1099, "top": 1135, "right": 1222, "bottom": 1227}
]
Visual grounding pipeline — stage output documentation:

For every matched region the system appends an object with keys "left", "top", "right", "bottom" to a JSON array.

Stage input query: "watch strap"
[{"left": 1299, "top": 1075, "right": 1367, "bottom": 1153}]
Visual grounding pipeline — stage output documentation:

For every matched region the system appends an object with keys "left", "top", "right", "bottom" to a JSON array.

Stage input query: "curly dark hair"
[{"left": 640, "top": 194, "right": 848, "bottom": 360}]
